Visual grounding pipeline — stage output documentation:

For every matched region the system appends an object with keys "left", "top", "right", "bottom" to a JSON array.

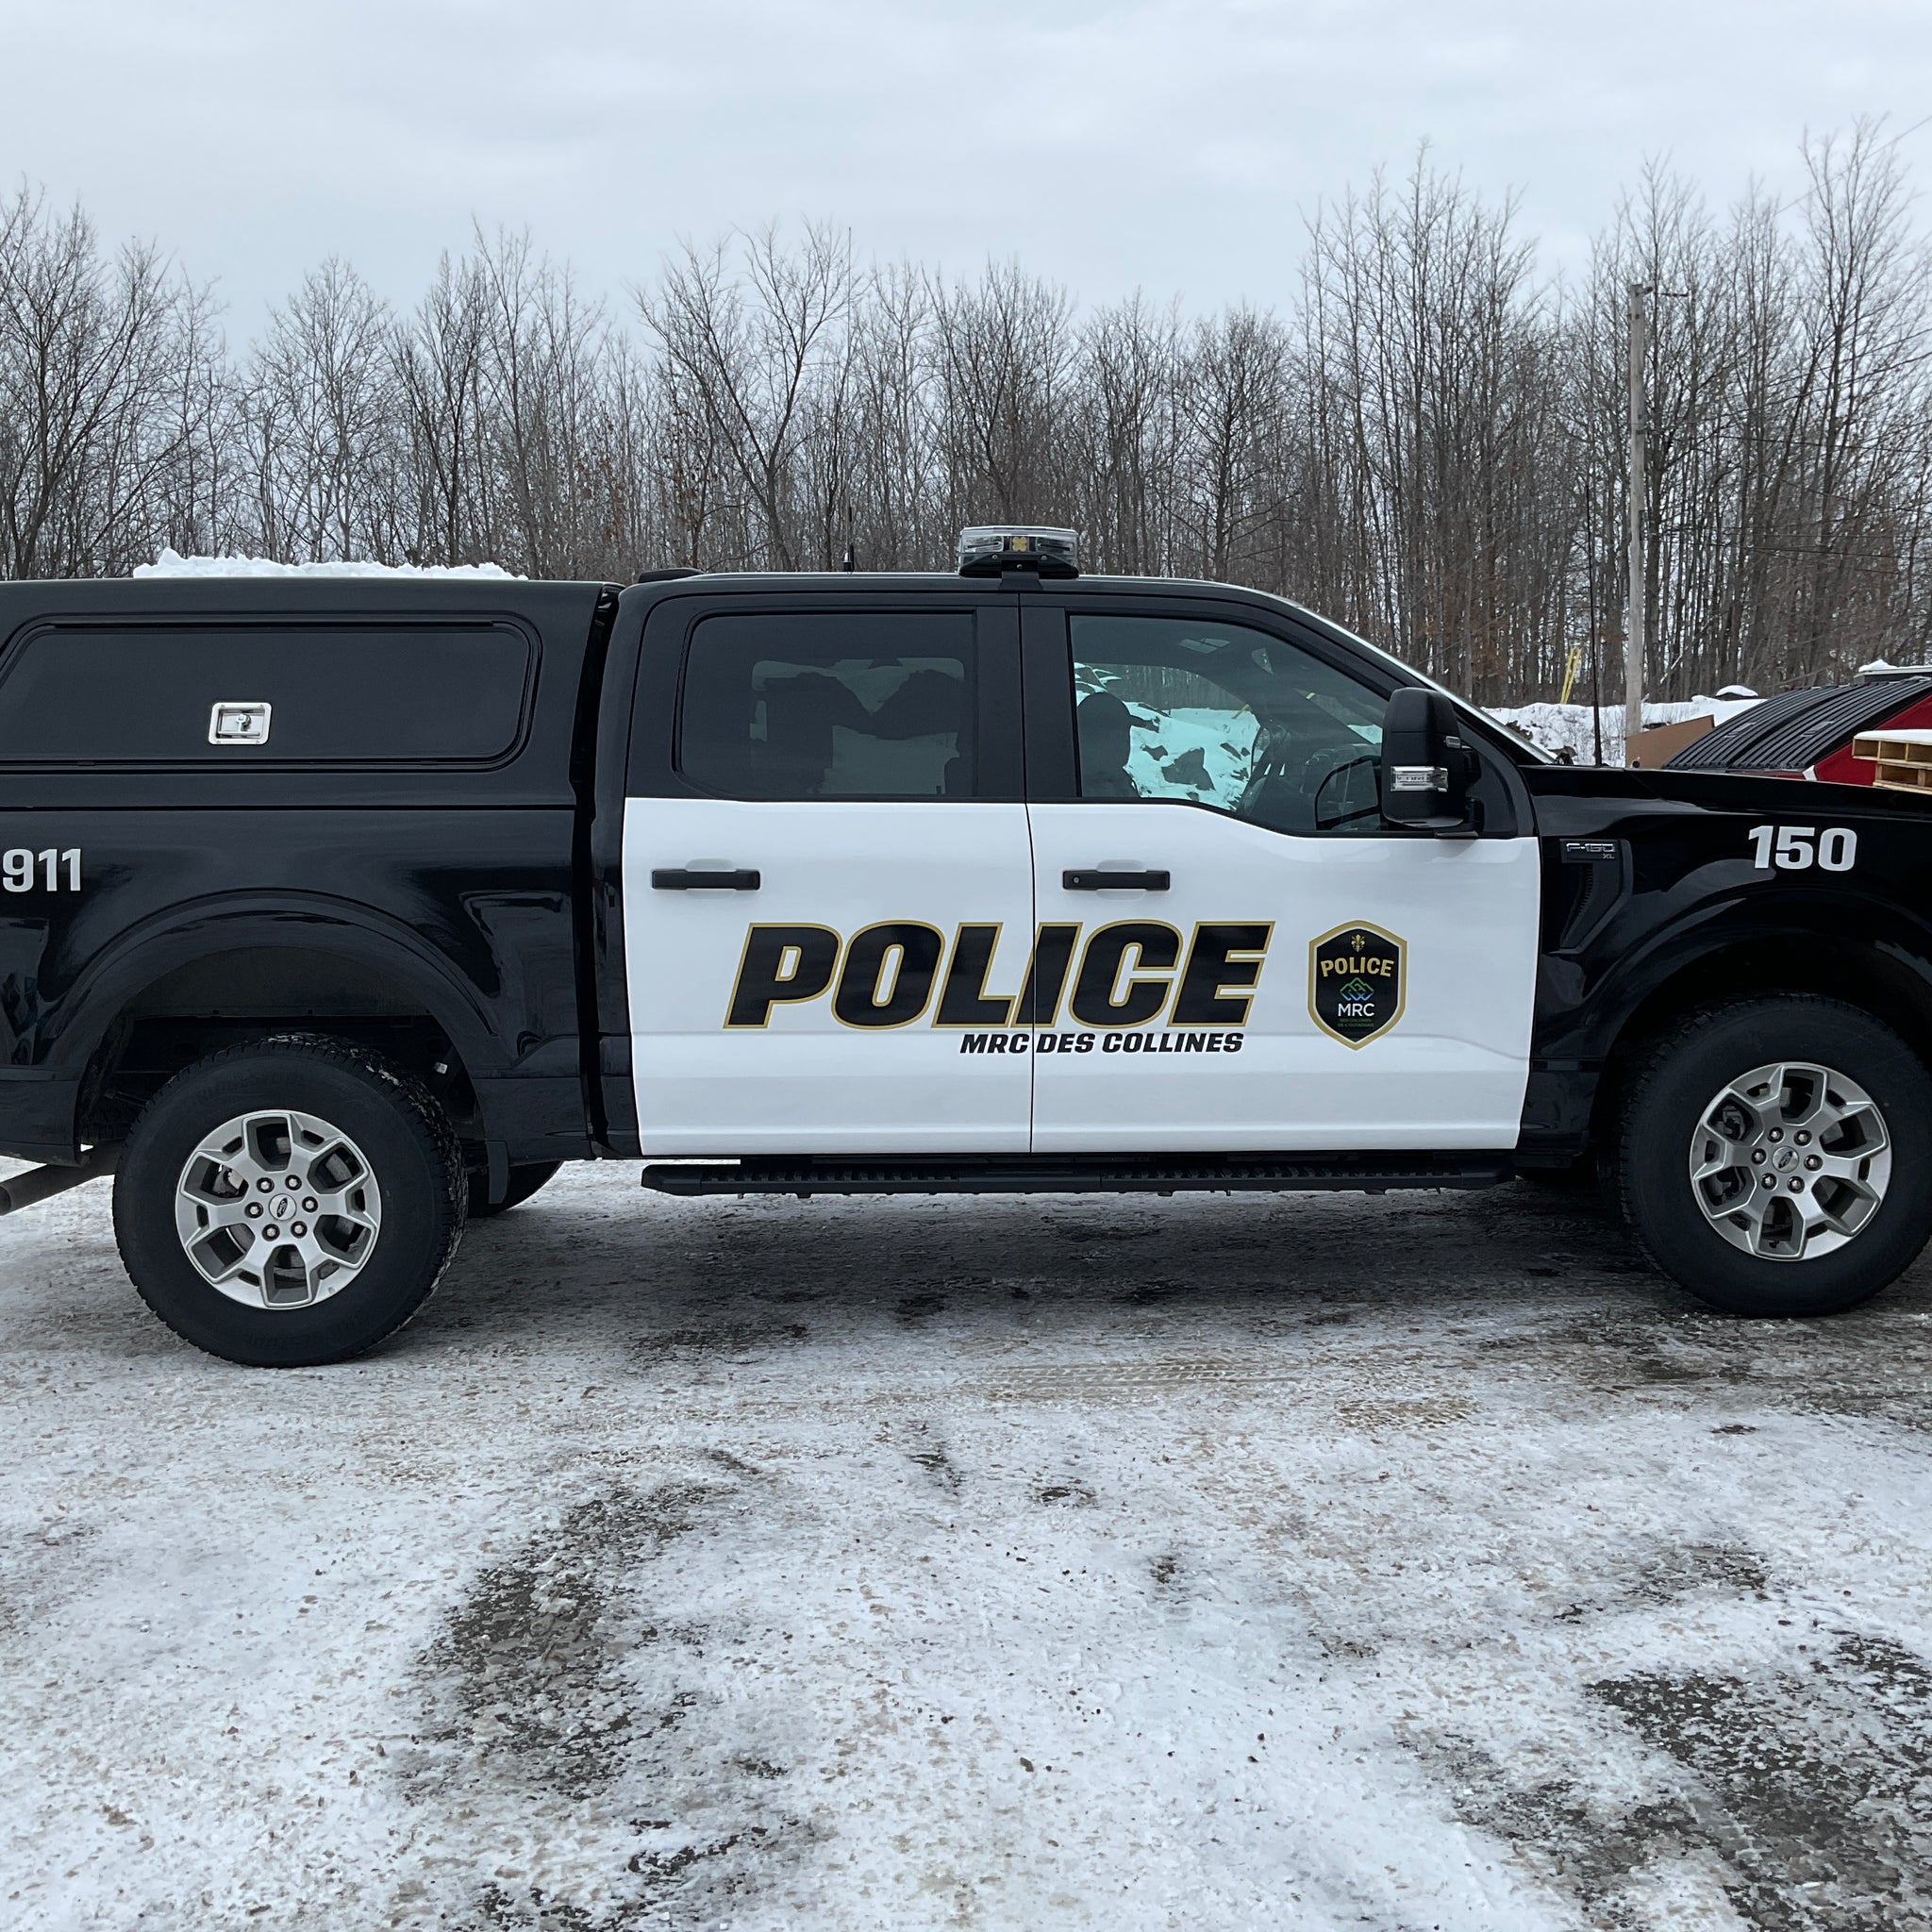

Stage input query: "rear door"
[
  {"left": 623, "top": 598, "right": 1033, "bottom": 1155},
  {"left": 1022, "top": 600, "right": 1541, "bottom": 1152}
]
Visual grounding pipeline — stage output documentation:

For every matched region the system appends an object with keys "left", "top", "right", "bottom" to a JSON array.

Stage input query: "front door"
[
  {"left": 625, "top": 604, "right": 1034, "bottom": 1156},
  {"left": 1024, "top": 606, "right": 1541, "bottom": 1152}
]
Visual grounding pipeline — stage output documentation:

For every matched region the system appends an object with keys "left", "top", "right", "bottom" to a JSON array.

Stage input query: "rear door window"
[
  {"left": 0, "top": 624, "right": 533, "bottom": 764},
  {"left": 677, "top": 612, "right": 984, "bottom": 800}
]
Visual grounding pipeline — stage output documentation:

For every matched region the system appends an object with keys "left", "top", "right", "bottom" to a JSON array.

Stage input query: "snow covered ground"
[{"left": 5, "top": 1163, "right": 1932, "bottom": 1930}]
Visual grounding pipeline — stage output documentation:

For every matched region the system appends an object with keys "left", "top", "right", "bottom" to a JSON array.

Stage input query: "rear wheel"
[
  {"left": 113, "top": 1035, "right": 467, "bottom": 1366},
  {"left": 1618, "top": 997, "right": 1932, "bottom": 1317},
  {"left": 469, "top": 1159, "right": 562, "bottom": 1218}
]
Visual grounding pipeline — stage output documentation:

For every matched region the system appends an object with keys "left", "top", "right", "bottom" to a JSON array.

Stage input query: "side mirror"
[{"left": 1379, "top": 689, "right": 1478, "bottom": 830}]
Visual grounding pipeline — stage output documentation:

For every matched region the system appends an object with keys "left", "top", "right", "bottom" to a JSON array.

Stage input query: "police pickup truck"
[{"left": 3, "top": 527, "right": 1929, "bottom": 1366}]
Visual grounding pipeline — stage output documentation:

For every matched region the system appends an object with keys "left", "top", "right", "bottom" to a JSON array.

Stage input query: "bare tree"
[
  {"left": 931, "top": 258, "right": 1077, "bottom": 531},
  {"left": 472, "top": 228, "right": 622, "bottom": 579},
  {"left": 845, "top": 261, "right": 942, "bottom": 569},
  {"left": 1174, "top": 306, "right": 1291, "bottom": 584},
  {"left": 0, "top": 188, "right": 223, "bottom": 577},
  {"left": 1078, "top": 293, "right": 1183, "bottom": 575},
  {"left": 246, "top": 259, "right": 400, "bottom": 562},
  {"left": 392, "top": 251, "right": 491, "bottom": 566},
  {"left": 641, "top": 224, "right": 853, "bottom": 571}
]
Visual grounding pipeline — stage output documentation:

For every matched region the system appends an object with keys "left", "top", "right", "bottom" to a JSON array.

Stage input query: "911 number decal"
[
  {"left": 2, "top": 848, "right": 82, "bottom": 892},
  {"left": 1745, "top": 824, "right": 1857, "bottom": 873}
]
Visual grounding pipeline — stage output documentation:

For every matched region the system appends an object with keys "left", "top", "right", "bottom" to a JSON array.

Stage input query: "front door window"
[{"left": 1072, "top": 614, "right": 1388, "bottom": 834}]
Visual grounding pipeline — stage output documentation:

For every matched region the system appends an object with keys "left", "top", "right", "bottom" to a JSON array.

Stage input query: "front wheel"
[
  {"left": 113, "top": 1036, "right": 468, "bottom": 1366},
  {"left": 1617, "top": 996, "right": 1932, "bottom": 1317}
]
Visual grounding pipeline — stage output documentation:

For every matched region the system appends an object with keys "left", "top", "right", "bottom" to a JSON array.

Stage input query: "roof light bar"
[{"left": 957, "top": 525, "right": 1079, "bottom": 578}]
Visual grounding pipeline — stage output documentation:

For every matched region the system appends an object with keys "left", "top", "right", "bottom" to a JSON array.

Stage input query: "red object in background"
[{"left": 1810, "top": 691, "right": 1932, "bottom": 784}]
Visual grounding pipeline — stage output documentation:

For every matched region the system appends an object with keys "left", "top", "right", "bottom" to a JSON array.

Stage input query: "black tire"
[
  {"left": 1617, "top": 996, "right": 1932, "bottom": 1318},
  {"left": 468, "top": 1159, "right": 563, "bottom": 1218},
  {"left": 113, "top": 1035, "right": 467, "bottom": 1367}
]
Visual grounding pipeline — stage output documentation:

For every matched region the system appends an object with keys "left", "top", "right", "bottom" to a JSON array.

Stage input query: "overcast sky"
[{"left": 8, "top": 0, "right": 1931, "bottom": 330}]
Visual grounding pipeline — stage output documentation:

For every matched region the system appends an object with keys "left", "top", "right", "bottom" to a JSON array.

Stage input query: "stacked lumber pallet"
[{"left": 1852, "top": 727, "right": 1932, "bottom": 792}]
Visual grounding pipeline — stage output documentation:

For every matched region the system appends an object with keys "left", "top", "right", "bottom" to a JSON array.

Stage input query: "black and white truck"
[{"left": 3, "top": 527, "right": 1930, "bottom": 1365}]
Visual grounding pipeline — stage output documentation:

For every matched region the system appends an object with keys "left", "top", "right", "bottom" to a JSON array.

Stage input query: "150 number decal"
[
  {"left": 3, "top": 848, "right": 82, "bottom": 892},
  {"left": 1746, "top": 824, "right": 1857, "bottom": 873}
]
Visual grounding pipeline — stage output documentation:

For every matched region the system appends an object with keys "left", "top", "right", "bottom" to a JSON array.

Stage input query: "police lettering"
[
  {"left": 1317, "top": 953, "right": 1393, "bottom": 979},
  {"left": 1069, "top": 923, "right": 1181, "bottom": 1028},
  {"left": 724, "top": 925, "right": 841, "bottom": 1028},
  {"left": 726, "top": 920, "right": 1274, "bottom": 1032},
  {"left": 832, "top": 923, "right": 945, "bottom": 1028}
]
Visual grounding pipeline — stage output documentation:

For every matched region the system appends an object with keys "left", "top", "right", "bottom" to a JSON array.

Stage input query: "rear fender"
[{"left": 44, "top": 896, "right": 509, "bottom": 1086}]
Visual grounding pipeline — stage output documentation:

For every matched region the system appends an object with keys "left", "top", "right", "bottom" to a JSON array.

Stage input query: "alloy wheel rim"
[
  {"left": 1687, "top": 1060, "right": 1890, "bottom": 1263},
  {"left": 174, "top": 1109, "right": 382, "bottom": 1309}
]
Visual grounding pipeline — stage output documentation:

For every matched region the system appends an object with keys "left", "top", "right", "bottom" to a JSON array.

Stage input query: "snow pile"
[
  {"left": 1489, "top": 694, "right": 1761, "bottom": 764},
  {"left": 134, "top": 548, "right": 520, "bottom": 580}
]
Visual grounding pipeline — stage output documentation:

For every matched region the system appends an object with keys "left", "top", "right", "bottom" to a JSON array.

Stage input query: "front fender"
[{"left": 1541, "top": 879, "right": 1932, "bottom": 1065}]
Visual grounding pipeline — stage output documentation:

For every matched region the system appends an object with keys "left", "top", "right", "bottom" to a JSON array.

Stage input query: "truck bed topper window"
[{"left": 0, "top": 621, "right": 535, "bottom": 766}]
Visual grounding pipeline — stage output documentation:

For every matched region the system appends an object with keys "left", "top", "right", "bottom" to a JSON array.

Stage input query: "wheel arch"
[
  {"left": 1590, "top": 923, "right": 1932, "bottom": 1148},
  {"left": 55, "top": 905, "right": 510, "bottom": 1151}
]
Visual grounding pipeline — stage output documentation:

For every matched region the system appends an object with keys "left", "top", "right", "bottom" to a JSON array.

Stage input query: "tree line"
[{"left": 3, "top": 124, "right": 1928, "bottom": 704}]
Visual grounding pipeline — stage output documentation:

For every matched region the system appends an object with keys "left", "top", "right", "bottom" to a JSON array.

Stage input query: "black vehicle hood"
[{"left": 1520, "top": 761, "right": 1932, "bottom": 824}]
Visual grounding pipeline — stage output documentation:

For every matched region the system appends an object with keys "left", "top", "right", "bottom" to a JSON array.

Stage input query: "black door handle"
[
  {"left": 651, "top": 868, "right": 761, "bottom": 891},
  {"left": 1062, "top": 869, "right": 1171, "bottom": 891}
]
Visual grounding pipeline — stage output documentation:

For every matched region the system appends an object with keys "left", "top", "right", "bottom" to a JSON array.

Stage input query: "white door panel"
[
  {"left": 1026, "top": 804, "right": 1540, "bottom": 1152},
  {"left": 625, "top": 797, "right": 1034, "bottom": 1155}
]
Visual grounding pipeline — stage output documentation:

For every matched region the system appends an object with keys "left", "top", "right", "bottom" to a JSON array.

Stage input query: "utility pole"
[{"left": 1624, "top": 282, "right": 1649, "bottom": 762}]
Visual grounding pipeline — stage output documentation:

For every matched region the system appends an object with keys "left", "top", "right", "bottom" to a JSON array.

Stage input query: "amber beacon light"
[{"left": 956, "top": 525, "right": 1080, "bottom": 577}]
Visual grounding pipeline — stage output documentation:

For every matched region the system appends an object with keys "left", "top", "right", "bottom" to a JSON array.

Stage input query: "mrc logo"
[{"left": 1307, "top": 923, "right": 1406, "bottom": 1047}]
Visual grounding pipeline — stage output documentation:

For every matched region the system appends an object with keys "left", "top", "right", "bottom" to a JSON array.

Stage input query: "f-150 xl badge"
[{"left": 1309, "top": 923, "right": 1406, "bottom": 1047}]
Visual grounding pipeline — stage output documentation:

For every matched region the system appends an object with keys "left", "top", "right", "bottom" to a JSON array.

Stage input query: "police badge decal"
[{"left": 1308, "top": 922, "right": 1406, "bottom": 1047}]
